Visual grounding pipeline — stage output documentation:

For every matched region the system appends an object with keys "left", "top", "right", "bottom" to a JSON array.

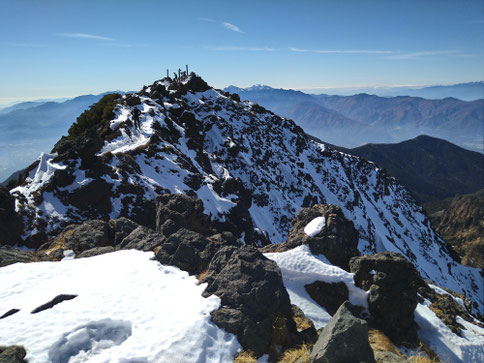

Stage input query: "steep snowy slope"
[{"left": 10, "top": 74, "right": 483, "bottom": 313}]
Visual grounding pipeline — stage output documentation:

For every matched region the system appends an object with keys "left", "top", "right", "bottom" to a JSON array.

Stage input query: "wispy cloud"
[
  {"left": 57, "top": 33, "right": 115, "bottom": 41},
  {"left": 222, "top": 22, "right": 244, "bottom": 33},
  {"left": 290, "top": 47, "right": 394, "bottom": 54},
  {"left": 198, "top": 18, "right": 245, "bottom": 34},
  {"left": 386, "top": 50, "right": 459, "bottom": 59},
  {"left": 205, "top": 46, "right": 277, "bottom": 52}
]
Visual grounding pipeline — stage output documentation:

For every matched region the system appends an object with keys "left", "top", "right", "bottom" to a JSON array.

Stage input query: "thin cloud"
[
  {"left": 206, "top": 46, "right": 277, "bottom": 52},
  {"left": 198, "top": 17, "right": 217, "bottom": 23},
  {"left": 57, "top": 33, "right": 115, "bottom": 41},
  {"left": 222, "top": 22, "right": 244, "bottom": 33},
  {"left": 290, "top": 47, "right": 394, "bottom": 54},
  {"left": 387, "top": 50, "right": 459, "bottom": 60}
]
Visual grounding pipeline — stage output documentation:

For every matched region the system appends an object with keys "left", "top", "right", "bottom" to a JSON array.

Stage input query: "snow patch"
[{"left": 304, "top": 216, "right": 326, "bottom": 237}]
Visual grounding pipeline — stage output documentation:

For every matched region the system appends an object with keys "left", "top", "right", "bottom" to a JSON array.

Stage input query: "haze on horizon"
[{"left": 1, "top": 0, "right": 484, "bottom": 106}]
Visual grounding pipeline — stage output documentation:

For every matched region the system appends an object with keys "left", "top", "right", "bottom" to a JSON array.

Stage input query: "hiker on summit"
[{"left": 132, "top": 108, "right": 141, "bottom": 129}]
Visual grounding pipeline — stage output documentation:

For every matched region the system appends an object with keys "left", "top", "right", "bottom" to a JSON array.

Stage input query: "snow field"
[{"left": 0, "top": 250, "right": 240, "bottom": 362}]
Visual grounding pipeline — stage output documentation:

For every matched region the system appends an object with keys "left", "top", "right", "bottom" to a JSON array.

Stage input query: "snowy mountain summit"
[{"left": 8, "top": 72, "right": 483, "bottom": 314}]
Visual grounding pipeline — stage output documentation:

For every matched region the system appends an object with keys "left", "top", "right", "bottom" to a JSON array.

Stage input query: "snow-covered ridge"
[{"left": 10, "top": 74, "right": 484, "bottom": 313}]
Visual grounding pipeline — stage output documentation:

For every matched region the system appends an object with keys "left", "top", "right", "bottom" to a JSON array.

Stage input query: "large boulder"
[
  {"left": 44, "top": 220, "right": 111, "bottom": 255},
  {"left": 0, "top": 187, "right": 23, "bottom": 246},
  {"left": 349, "top": 252, "right": 424, "bottom": 345},
  {"left": 304, "top": 281, "right": 349, "bottom": 316},
  {"left": 308, "top": 301, "right": 376, "bottom": 363},
  {"left": 156, "top": 193, "right": 213, "bottom": 237},
  {"left": 0, "top": 346, "right": 27, "bottom": 363},
  {"left": 263, "top": 204, "right": 359, "bottom": 270},
  {"left": 154, "top": 229, "right": 239, "bottom": 275},
  {"left": 108, "top": 217, "right": 139, "bottom": 245},
  {"left": 202, "top": 246, "right": 298, "bottom": 356},
  {"left": 0, "top": 245, "right": 36, "bottom": 267},
  {"left": 119, "top": 225, "right": 164, "bottom": 251}
]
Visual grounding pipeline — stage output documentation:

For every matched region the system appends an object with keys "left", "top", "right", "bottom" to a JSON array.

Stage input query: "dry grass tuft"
[
  {"left": 233, "top": 350, "right": 257, "bottom": 363},
  {"left": 293, "top": 316, "right": 313, "bottom": 331},
  {"left": 197, "top": 269, "right": 208, "bottom": 283},
  {"left": 408, "top": 355, "right": 440, "bottom": 363},
  {"left": 368, "top": 329, "right": 405, "bottom": 357},
  {"left": 40, "top": 228, "right": 75, "bottom": 258},
  {"left": 278, "top": 343, "right": 311, "bottom": 363}
]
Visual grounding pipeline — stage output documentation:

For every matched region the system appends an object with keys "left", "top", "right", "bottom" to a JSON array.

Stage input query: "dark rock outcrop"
[
  {"left": 108, "top": 217, "right": 139, "bottom": 245},
  {"left": 119, "top": 225, "right": 164, "bottom": 251},
  {"left": 0, "top": 245, "right": 35, "bottom": 267},
  {"left": 304, "top": 281, "right": 349, "bottom": 316},
  {"left": 76, "top": 246, "right": 117, "bottom": 258},
  {"left": 0, "top": 346, "right": 27, "bottom": 363},
  {"left": 349, "top": 252, "right": 424, "bottom": 345},
  {"left": 45, "top": 220, "right": 111, "bottom": 255},
  {"left": 0, "top": 186, "right": 23, "bottom": 246},
  {"left": 202, "top": 246, "right": 298, "bottom": 356},
  {"left": 154, "top": 228, "right": 238, "bottom": 275},
  {"left": 263, "top": 204, "right": 359, "bottom": 270},
  {"left": 156, "top": 193, "right": 213, "bottom": 237},
  {"left": 308, "top": 301, "right": 376, "bottom": 363}
]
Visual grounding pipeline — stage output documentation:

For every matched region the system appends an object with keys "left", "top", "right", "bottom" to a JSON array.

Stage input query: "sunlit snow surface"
[
  {"left": 414, "top": 299, "right": 484, "bottom": 363},
  {"left": 0, "top": 250, "right": 240, "bottom": 362},
  {"left": 303, "top": 216, "right": 326, "bottom": 237},
  {"left": 265, "top": 245, "right": 368, "bottom": 329}
]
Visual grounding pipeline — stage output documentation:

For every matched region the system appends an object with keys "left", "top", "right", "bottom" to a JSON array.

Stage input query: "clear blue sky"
[{"left": 1, "top": 0, "right": 483, "bottom": 105}]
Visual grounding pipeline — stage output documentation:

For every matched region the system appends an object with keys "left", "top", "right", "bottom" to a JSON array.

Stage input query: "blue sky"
[{"left": 1, "top": 0, "right": 483, "bottom": 105}]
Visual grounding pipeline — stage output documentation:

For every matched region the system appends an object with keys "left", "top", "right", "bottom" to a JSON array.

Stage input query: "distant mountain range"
[
  {"left": 339, "top": 135, "right": 484, "bottom": 204},
  {"left": 299, "top": 81, "right": 484, "bottom": 101},
  {"left": 0, "top": 93, "right": 116, "bottom": 181},
  {"left": 225, "top": 85, "right": 484, "bottom": 153}
]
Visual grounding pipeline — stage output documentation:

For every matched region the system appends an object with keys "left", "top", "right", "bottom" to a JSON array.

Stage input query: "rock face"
[
  {"left": 155, "top": 228, "right": 230, "bottom": 275},
  {"left": 0, "top": 187, "right": 22, "bottom": 246},
  {"left": 308, "top": 301, "right": 376, "bottom": 363},
  {"left": 47, "top": 220, "right": 112, "bottom": 255},
  {"left": 202, "top": 246, "right": 298, "bottom": 356},
  {"left": 119, "top": 225, "right": 164, "bottom": 251},
  {"left": 266, "top": 204, "right": 359, "bottom": 270},
  {"left": 156, "top": 193, "right": 213, "bottom": 237},
  {"left": 0, "top": 246, "right": 35, "bottom": 267},
  {"left": 433, "top": 191, "right": 484, "bottom": 269},
  {"left": 349, "top": 252, "right": 424, "bottom": 344},
  {"left": 304, "top": 281, "right": 349, "bottom": 316},
  {"left": 0, "top": 346, "right": 27, "bottom": 363}
]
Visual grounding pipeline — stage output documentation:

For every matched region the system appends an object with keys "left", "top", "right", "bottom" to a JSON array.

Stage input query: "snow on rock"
[
  {"left": 303, "top": 216, "right": 326, "bottom": 237},
  {"left": 0, "top": 250, "right": 240, "bottom": 362},
  {"left": 414, "top": 299, "right": 484, "bottom": 363},
  {"left": 265, "top": 245, "right": 368, "bottom": 329}
]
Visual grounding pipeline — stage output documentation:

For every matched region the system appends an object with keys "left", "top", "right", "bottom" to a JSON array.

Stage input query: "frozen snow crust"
[
  {"left": 0, "top": 250, "right": 240, "bottom": 362},
  {"left": 10, "top": 74, "right": 484, "bottom": 313}
]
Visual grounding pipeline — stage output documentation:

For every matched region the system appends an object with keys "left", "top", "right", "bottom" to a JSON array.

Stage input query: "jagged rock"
[
  {"left": 120, "top": 225, "right": 164, "bottom": 251},
  {"left": 264, "top": 204, "right": 359, "bottom": 270},
  {"left": 0, "top": 246, "right": 35, "bottom": 267},
  {"left": 108, "top": 217, "right": 139, "bottom": 245},
  {"left": 31, "top": 294, "right": 78, "bottom": 314},
  {"left": 0, "top": 186, "right": 23, "bottom": 246},
  {"left": 48, "top": 220, "right": 112, "bottom": 255},
  {"left": 76, "top": 246, "right": 117, "bottom": 258},
  {"left": 349, "top": 252, "right": 424, "bottom": 344},
  {"left": 374, "top": 351, "right": 406, "bottom": 363},
  {"left": 304, "top": 281, "right": 349, "bottom": 316},
  {"left": 68, "top": 179, "right": 112, "bottom": 215},
  {"left": 308, "top": 301, "right": 376, "bottom": 363},
  {"left": 125, "top": 95, "right": 141, "bottom": 106},
  {"left": 156, "top": 193, "right": 213, "bottom": 237},
  {"left": 0, "top": 345, "right": 27, "bottom": 363},
  {"left": 203, "top": 246, "right": 298, "bottom": 356},
  {"left": 154, "top": 228, "right": 236, "bottom": 275}
]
